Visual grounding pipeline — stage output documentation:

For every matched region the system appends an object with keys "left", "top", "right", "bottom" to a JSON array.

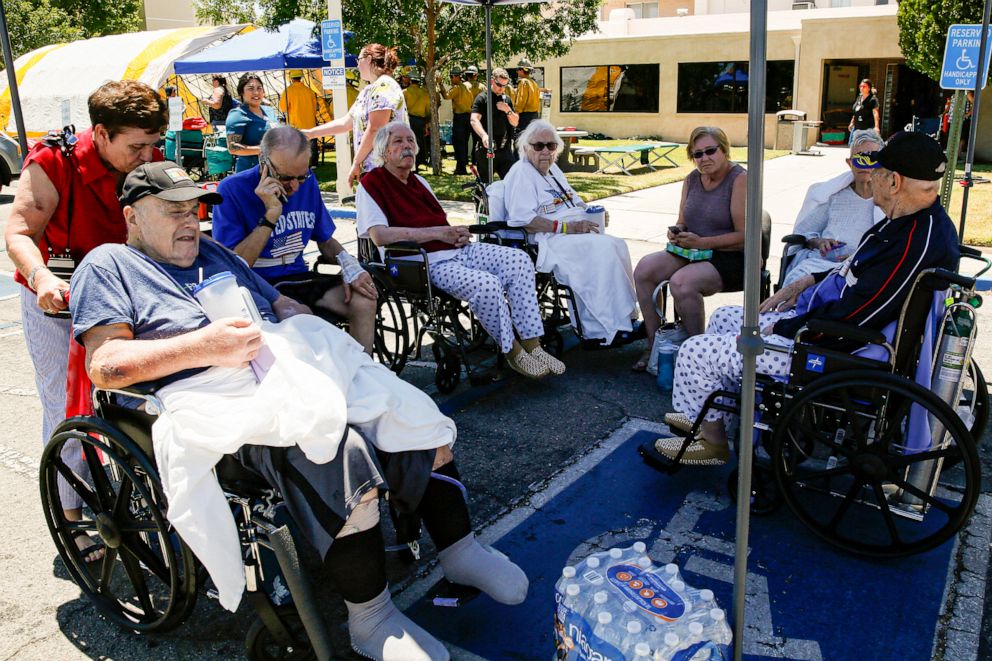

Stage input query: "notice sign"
[
  {"left": 321, "top": 19, "right": 344, "bottom": 62},
  {"left": 941, "top": 24, "right": 992, "bottom": 90},
  {"left": 167, "top": 97, "right": 184, "bottom": 132},
  {"left": 322, "top": 66, "right": 346, "bottom": 91}
]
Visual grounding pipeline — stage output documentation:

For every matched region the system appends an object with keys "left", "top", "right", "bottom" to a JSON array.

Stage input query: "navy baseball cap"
[
  {"left": 121, "top": 161, "right": 223, "bottom": 206},
  {"left": 851, "top": 131, "right": 947, "bottom": 181}
]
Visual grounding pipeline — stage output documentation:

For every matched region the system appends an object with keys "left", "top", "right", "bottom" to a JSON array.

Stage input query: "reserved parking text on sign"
[{"left": 941, "top": 24, "right": 992, "bottom": 90}]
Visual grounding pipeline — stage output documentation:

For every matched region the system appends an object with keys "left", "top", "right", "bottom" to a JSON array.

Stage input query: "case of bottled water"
[{"left": 553, "top": 543, "right": 732, "bottom": 660}]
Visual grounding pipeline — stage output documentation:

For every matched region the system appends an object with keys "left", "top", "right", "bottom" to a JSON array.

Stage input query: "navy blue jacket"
[{"left": 773, "top": 199, "right": 959, "bottom": 339}]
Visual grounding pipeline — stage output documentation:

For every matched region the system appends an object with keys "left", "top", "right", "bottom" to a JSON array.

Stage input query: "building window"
[
  {"left": 627, "top": 2, "right": 660, "bottom": 18},
  {"left": 560, "top": 64, "right": 660, "bottom": 113},
  {"left": 830, "top": 0, "right": 852, "bottom": 6},
  {"left": 676, "top": 61, "right": 795, "bottom": 114}
]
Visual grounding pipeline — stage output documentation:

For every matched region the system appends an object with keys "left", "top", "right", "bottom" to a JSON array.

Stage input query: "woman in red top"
[{"left": 4, "top": 80, "right": 166, "bottom": 562}]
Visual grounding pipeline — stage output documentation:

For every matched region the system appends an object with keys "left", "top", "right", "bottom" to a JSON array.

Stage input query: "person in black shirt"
[
  {"left": 470, "top": 67, "right": 519, "bottom": 183},
  {"left": 849, "top": 78, "right": 879, "bottom": 140}
]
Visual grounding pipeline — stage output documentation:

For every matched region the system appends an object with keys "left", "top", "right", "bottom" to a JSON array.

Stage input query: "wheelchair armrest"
[
  {"left": 919, "top": 268, "right": 975, "bottom": 292},
  {"left": 781, "top": 234, "right": 807, "bottom": 246},
  {"left": 382, "top": 241, "right": 425, "bottom": 253},
  {"left": 799, "top": 319, "right": 886, "bottom": 346},
  {"left": 467, "top": 221, "right": 509, "bottom": 233},
  {"left": 113, "top": 382, "right": 159, "bottom": 396}
]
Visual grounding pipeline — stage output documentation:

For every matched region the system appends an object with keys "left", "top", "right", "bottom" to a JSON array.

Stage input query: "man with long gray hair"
[{"left": 212, "top": 125, "right": 378, "bottom": 352}]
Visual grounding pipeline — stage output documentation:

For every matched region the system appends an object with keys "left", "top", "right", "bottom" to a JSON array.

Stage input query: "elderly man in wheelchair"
[
  {"left": 640, "top": 132, "right": 984, "bottom": 557},
  {"left": 57, "top": 161, "right": 528, "bottom": 660}
]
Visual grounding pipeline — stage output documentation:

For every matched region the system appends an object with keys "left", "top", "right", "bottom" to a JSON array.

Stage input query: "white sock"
[
  {"left": 345, "top": 587, "right": 449, "bottom": 661},
  {"left": 437, "top": 533, "right": 529, "bottom": 605}
]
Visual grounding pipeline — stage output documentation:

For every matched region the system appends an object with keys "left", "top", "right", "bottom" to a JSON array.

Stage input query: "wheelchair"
[
  {"left": 358, "top": 234, "right": 502, "bottom": 394},
  {"left": 640, "top": 266, "right": 987, "bottom": 558},
  {"left": 40, "top": 383, "right": 336, "bottom": 660}
]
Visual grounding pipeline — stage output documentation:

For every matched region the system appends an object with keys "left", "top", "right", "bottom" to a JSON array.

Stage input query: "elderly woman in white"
[
  {"left": 781, "top": 130, "right": 885, "bottom": 286},
  {"left": 497, "top": 120, "right": 638, "bottom": 345}
]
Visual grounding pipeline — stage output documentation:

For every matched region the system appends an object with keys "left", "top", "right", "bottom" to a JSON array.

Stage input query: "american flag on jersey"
[{"left": 270, "top": 231, "right": 304, "bottom": 258}]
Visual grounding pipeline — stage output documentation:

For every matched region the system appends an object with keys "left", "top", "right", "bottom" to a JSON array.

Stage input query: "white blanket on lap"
[{"left": 152, "top": 314, "right": 456, "bottom": 611}]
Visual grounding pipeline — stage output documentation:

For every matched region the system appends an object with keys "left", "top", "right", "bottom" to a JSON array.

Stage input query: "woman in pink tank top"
[{"left": 632, "top": 126, "right": 747, "bottom": 371}]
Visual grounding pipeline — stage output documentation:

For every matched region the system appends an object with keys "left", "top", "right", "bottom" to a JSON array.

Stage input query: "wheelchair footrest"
[{"left": 638, "top": 441, "right": 683, "bottom": 475}]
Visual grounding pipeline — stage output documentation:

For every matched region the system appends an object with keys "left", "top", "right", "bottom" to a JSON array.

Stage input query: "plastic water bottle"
[
  {"left": 557, "top": 566, "right": 578, "bottom": 594},
  {"left": 608, "top": 547, "right": 624, "bottom": 566},
  {"left": 631, "top": 541, "right": 648, "bottom": 562},
  {"left": 655, "top": 632, "right": 681, "bottom": 660},
  {"left": 592, "top": 611, "right": 623, "bottom": 647},
  {"left": 585, "top": 590, "right": 610, "bottom": 623},
  {"left": 621, "top": 619, "right": 644, "bottom": 651},
  {"left": 663, "top": 563, "right": 680, "bottom": 581},
  {"left": 656, "top": 342, "right": 676, "bottom": 392},
  {"left": 562, "top": 584, "right": 582, "bottom": 612},
  {"left": 632, "top": 642, "right": 652, "bottom": 660},
  {"left": 707, "top": 608, "right": 733, "bottom": 645},
  {"left": 637, "top": 556, "right": 653, "bottom": 570}
]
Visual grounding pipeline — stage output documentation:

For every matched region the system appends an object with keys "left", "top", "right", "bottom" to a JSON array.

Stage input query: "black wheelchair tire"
[
  {"left": 965, "top": 360, "right": 988, "bottom": 443},
  {"left": 40, "top": 416, "right": 199, "bottom": 633},
  {"left": 727, "top": 466, "right": 782, "bottom": 516},
  {"left": 433, "top": 344, "right": 461, "bottom": 394},
  {"left": 244, "top": 604, "right": 316, "bottom": 661},
  {"left": 373, "top": 290, "right": 411, "bottom": 374},
  {"left": 541, "top": 326, "right": 564, "bottom": 358},
  {"left": 770, "top": 370, "right": 980, "bottom": 558}
]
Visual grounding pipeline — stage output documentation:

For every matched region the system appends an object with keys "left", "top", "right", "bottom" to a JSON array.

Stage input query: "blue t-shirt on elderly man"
[
  {"left": 69, "top": 239, "right": 280, "bottom": 388},
  {"left": 211, "top": 166, "right": 336, "bottom": 281}
]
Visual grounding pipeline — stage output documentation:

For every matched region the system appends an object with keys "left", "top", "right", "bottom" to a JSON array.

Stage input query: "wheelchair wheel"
[
  {"left": 962, "top": 360, "right": 988, "bottom": 442},
  {"left": 433, "top": 344, "right": 461, "bottom": 394},
  {"left": 245, "top": 605, "right": 315, "bottom": 661},
  {"left": 440, "top": 299, "right": 488, "bottom": 354},
  {"left": 770, "top": 370, "right": 980, "bottom": 558},
  {"left": 541, "top": 326, "right": 564, "bottom": 358},
  {"left": 373, "top": 291, "right": 410, "bottom": 374},
  {"left": 40, "top": 416, "right": 198, "bottom": 632}
]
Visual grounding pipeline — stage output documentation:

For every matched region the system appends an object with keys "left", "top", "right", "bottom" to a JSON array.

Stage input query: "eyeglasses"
[
  {"left": 493, "top": 80, "right": 509, "bottom": 88},
  {"left": 263, "top": 158, "right": 312, "bottom": 183},
  {"left": 691, "top": 146, "right": 720, "bottom": 160},
  {"left": 529, "top": 141, "right": 557, "bottom": 152}
]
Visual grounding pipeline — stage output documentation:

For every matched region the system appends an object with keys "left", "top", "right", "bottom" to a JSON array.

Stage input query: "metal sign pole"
[
  {"left": 0, "top": 0, "right": 29, "bottom": 157},
  {"left": 958, "top": 0, "right": 992, "bottom": 240},
  {"left": 733, "top": 1, "right": 768, "bottom": 659},
  {"left": 484, "top": 1, "right": 494, "bottom": 183}
]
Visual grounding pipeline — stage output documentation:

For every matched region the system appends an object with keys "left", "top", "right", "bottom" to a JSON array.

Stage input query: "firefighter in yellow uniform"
[
  {"left": 404, "top": 70, "right": 431, "bottom": 170},
  {"left": 439, "top": 66, "right": 474, "bottom": 175},
  {"left": 513, "top": 59, "right": 542, "bottom": 136},
  {"left": 279, "top": 70, "right": 324, "bottom": 165}
]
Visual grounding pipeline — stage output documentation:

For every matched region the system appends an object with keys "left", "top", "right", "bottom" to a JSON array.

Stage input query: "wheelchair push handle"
[
  {"left": 919, "top": 268, "right": 976, "bottom": 293},
  {"left": 959, "top": 244, "right": 992, "bottom": 279},
  {"left": 467, "top": 221, "right": 509, "bottom": 234}
]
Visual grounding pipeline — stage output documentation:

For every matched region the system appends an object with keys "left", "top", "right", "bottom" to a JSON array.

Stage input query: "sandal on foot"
[
  {"left": 663, "top": 412, "right": 694, "bottom": 433},
  {"left": 631, "top": 350, "right": 651, "bottom": 372},
  {"left": 69, "top": 530, "right": 106, "bottom": 564},
  {"left": 506, "top": 350, "right": 549, "bottom": 379},
  {"left": 654, "top": 436, "right": 729, "bottom": 466},
  {"left": 529, "top": 346, "right": 566, "bottom": 375}
]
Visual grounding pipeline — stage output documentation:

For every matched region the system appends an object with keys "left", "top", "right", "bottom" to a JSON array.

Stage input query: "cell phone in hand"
[
  {"left": 669, "top": 225, "right": 682, "bottom": 235},
  {"left": 823, "top": 242, "right": 848, "bottom": 262}
]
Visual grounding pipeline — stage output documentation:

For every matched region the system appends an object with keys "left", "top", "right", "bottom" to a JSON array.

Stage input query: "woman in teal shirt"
[{"left": 226, "top": 73, "right": 276, "bottom": 172}]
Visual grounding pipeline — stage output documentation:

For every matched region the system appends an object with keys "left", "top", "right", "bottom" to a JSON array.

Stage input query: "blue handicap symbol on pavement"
[{"left": 404, "top": 428, "right": 957, "bottom": 659}]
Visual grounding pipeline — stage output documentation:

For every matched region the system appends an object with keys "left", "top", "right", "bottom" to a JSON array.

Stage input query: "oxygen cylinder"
[{"left": 903, "top": 296, "right": 980, "bottom": 507}]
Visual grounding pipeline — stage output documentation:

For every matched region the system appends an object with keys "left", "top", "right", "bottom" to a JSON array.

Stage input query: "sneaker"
[
  {"left": 506, "top": 350, "right": 549, "bottom": 379},
  {"left": 657, "top": 324, "right": 689, "bottom": 346},
  {"left": 663, "top": 412, "right": 694, "bottom": 433},
  {"left": 529, "top": 346, "right": 566, "bottom": 375},
  {"left": 654, "top": 436, "right": 730, "bottom": 466}
]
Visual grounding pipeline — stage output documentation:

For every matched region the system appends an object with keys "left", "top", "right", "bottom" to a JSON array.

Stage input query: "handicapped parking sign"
[
  {"left": 941, "top": 24, "right": 992, "bottom": 90},
  {"left": 321, "top": 19, "right": 344, "bottom": 62}
]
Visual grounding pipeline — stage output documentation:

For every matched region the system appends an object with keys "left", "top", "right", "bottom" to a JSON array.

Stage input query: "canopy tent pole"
[
  {"left": 0, "top": 0, "right": 29, "bottom": 157},
  {"left": 733, "top": 1, "right": 768, "bottom": 659},
  {"left": 957, "top": 0, "right": 992, "bottom": 239},
  {"left": 484, "top": 1, "right": 494, "bottom": 183}
]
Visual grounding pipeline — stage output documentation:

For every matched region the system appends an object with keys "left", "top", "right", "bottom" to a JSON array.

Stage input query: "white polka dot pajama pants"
[
  {"left": 429, "top": 242, "right": 544, "bottom": 354},
  {"left": 672, "top": 305, "right": 798, "bottom": 422}
]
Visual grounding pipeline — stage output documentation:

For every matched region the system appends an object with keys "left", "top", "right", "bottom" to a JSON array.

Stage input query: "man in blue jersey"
[
  {"left": 652, "top": 132, "right": 959, "bottom": 466},
  {"left": 212, "top": 125, "right": 377, "bottom": 352}
]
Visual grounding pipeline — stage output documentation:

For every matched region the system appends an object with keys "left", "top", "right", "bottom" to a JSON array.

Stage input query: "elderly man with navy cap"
[{"left": 645, "top": 132, "right": 960, "bottom": 467}]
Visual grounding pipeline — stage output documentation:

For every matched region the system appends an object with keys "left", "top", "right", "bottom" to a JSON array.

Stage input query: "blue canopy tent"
[{"left": 173, "top": 18, "right": 356, "bottom": 74}]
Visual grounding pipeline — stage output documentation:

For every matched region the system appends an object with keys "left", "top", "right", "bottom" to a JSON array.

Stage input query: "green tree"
[
  {"left": 193, "top": 0, "right": 601, "bottom": 173},
  {"left": 51, "top": 0, "right": 143, "bottom": 39},
  {"left": 897, "top": 0, "right": 986, "bottom": 80},
  {"left": 1, "top": 0, "right": 84, "bottom": 69}
]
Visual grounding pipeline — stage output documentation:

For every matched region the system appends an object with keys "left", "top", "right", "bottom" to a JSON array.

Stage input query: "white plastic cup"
[
  {"left": 585, "top": 204, "right": 606, "bottom": 230},
  {"left": 193, "top": 272, "right": 251, "bottom": 321}
]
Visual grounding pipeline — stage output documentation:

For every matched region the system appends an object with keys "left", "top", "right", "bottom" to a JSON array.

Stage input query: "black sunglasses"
[
  {"left": 263, "top": 158, "right": 311, "bottom": 183},
  {"left": 691, "top": 145, "right": 720, "bottom": 160},
  {"left": 529, "top": 141, "right": 557, "bottom": 152},
  {"left": 493, "top": 80, "right": 509, "bottom": 88}
]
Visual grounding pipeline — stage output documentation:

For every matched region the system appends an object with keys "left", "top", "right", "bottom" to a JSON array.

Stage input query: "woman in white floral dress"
[{"left": 305, "top": 43, "right": 408, "bottom": 186}]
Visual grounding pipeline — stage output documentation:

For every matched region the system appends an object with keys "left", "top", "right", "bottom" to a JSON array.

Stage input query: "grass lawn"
[
  {"left": 316, "top": 139, "right": 790, "bottom": 203},
  {"left": 945, "top": 163, "right": 992, "bottom": 247}
]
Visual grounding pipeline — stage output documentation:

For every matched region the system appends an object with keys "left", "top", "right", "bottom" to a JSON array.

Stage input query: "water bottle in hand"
[{"left": 656, "top": 342, "right": 676, "bottom": 393}]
